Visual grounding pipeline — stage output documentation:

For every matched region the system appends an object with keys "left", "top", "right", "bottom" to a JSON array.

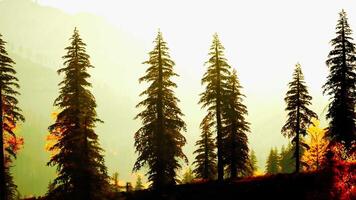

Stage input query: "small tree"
[
  {"left": 282, "top": 63, "right": 317, "bottom": 173},
  {"left": 279, "top": 144, "right": 295, "bottom": 173},
  {"left": 246, "top": 150, "right": 258, "bottom": 176},
  {"left": 135, "top": 175, "right": 144, "bottom": 191},
  {"left": 181, "top": 167, "right": 195, "bottom": 184},
  {"left": 193, "top": 113, "right": 216, "bottom": 180},
  {"left": 112, "top": 172, "right": 120, "bottom": 192},
  {"left": 302, "top": 119, "right": 329, "bottom": 171},
  {"left": 265, "top": 148, "right": 279, "bottom": 174}
]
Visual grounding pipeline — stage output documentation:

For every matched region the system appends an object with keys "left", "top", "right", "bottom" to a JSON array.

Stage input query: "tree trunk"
[
  {"left": 204, "top": 131, "right": 209, "bottom": 179},
  {"left": 156, "top": 37, "right": 165, "bottom": 188},
  {"left": 296, "top": 74, "right": 301, "bottom": 173},
  {"left": 215, "top": 45, "right": 224, "bottom": 182}
]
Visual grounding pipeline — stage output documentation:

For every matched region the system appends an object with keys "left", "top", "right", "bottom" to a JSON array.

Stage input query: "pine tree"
[
  {"left": 181, "top": 167, "right": 195, "bottom": 184},
  {"left": 112, "top": 172, "right": 120, "bottom": 192},
  {"left": 199, "top": 33, "right": 231, "bottom": 181},
  {"left": 134, "top": 31, "right": 187, "bottom": 189},
  {"left": 246, "top": 150, "right": 258, "bottom": 176},
  {"left": 265, "top": 148, "right": 279, "bottom": 174},
  {"left": 0, "top": 33, "right": 25, "bottom": 200},
  {"left": 279, "top": 144, "right": 295, "bottom": 173},
  {"left": 222, "top": 69, "right": 250, "bottom": 178},
  {"left": 282, "top": 63, "right": 317, "bottom": 173},
  {"left": 135, "top": 175, "right": 144, "bottom": 190},
  {"left": 5, "top": 168, "right": 19, "bottom": 200},
  {"left": 193, "top": 113, "right": 217, "bottom": 180},
  {"left": 323, "top": 10, "right": 356, "bottom": 151},
  {"left": 47, "top": 28, "right": 109, "bottom": 200}
]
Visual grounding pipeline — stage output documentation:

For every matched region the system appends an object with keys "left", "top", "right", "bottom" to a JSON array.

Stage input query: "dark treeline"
[{"left": 0, "top": 9, "right": 355, "bottom": 200}]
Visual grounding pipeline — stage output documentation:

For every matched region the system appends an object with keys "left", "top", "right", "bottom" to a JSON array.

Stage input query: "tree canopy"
[{"left": 134, "top": 31, "right": 187, "bottom": 189}]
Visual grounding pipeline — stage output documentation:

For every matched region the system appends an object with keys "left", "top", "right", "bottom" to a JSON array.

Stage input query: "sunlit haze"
[{"left": 0, "top": 0, "right": 355, "bottom": 196}]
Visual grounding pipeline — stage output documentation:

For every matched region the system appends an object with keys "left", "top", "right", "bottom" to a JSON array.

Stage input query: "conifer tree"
[
  {"left": 222, "top": 69, "right": 250, "bottom": 178},
  {"left": 0, "top": 33, "right": 25, "bottom": 200},
  {"left": 246, "top": 150, "right": 258, "bottom": 176},
  {"left": 265, "top": 148, "right": 279, "bottom": 174},
  {"left": 282, "top": 63, "right": 317, "bottom": 173},
  {"left": 193, "top": 113, "right": 216, "bottom": 180},
  {"left": 279, "top": 144, "right": 295, "bottom": 173},
  {"left": 47, "top": 28, "right": 109, "bottom": 200},
  {"left": 199, "top": 33, "right": 231, "bottom": 181},
  {"left": 181, "top": 167, "right": 195, "bottom": 184},
  {"left": 323, "top": 10, "right": 356, "bottom": 151},
  {"left": 112, "top": 172, "right": 120, "bottom": 193},
  {"left": 134, "top": 31, "right": 187, "bottom": 189},
  {"left": 135, "top": 175, "right": 144, "bottom": 190}
]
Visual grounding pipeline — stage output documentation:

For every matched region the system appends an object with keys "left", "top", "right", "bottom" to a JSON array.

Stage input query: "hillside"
[{"left": 123, "top": 161, "right": 355, "bottom": 200}]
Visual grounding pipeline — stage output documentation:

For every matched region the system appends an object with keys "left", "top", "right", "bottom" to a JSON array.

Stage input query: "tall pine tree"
[
  {"left": 134, "top": 31, "right": 187, "bottom": 189},
  {"left": 199, "top": 33, "right": 231, "bottom": 181},
  {"left": 323, "top": 10, "right": 356, "bottom": 152},
  {"left": 0, "top": 33, "right": 25, "bottom": 200},
  {"left": 193, "top": 113, "right": 217, "bottom": 180},
  {"left": 222, "top": 69, "right": 250, "bottom": 179},
  {"left": 282, "top": 63, "right": 317, "bottom": 173},
  {"left": 47, "top": 28, "right": 109, "bottom": 200}
]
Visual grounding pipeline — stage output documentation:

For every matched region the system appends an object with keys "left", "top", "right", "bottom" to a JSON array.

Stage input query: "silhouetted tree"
[
  {"left": 5, "top": 168, "right": 19, "bottom": 200},
  {"left": 135, "top": 175, "right": 144, "bottom": 190},
  {"left": 199, "top": 33, "right": 231, "bottom": 182},
  {"left": 47, "top": 28, "right": 110, "bottom": 200},
  {"left": 112, "top": 172, "right": 120, "bottom": 193},
  {"left": 323, "top": 10, "right": 356, "bottom": 152},
  {"left": 222, "top": 69, "right": 250, "bottom": 178},
  {"left": 193, "top": 113, "right": 217, "bottom": 180},
  {"left": 279, "top": 144, "right": 295, "bottom": 173},
  {"left": 0, "top": 33, "right": 25, "bottom": 200},
  {"left": 181, "top": 167, "right": 194, "bottom": 184},
  {"left": 282, "top": 63, "right": 317, "bottom": 173},
  {"left": 246, "top": 150, "right": 258, "bottom": 176},
  {"left": 265, "top": 148, "right": 279, "bottom": 174},
  {"left": 134, "top": 31, "right": 187, "bottom": 189}
]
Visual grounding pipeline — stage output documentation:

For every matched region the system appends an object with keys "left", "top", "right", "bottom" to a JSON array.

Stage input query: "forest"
[{"left": 0, "top": 0, "right": 356, "bottom": 200}]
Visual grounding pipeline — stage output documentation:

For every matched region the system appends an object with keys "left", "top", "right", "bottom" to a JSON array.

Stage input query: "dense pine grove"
[
  {"left": 282, "top": 64, "right": 317, "bottom": 172},
  {"left": 46, "top": 28, "right": 110, "bottom": 200},
  {"left": 0, "top": 6, "right": 356, "bottom": 200},
  {"left": 0, "top": 34, "right": 25, "bottom": 200},
  {"left": 323, "top": 10, "right": 356, "bottom": 153},
  {"left": 133, "top": 31, "right": 187, "bottom": 189}
]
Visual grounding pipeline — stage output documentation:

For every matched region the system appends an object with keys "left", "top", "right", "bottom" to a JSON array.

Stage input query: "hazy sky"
[{"left": 32, "top": 0, "right": 356, "bottom": 178}]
